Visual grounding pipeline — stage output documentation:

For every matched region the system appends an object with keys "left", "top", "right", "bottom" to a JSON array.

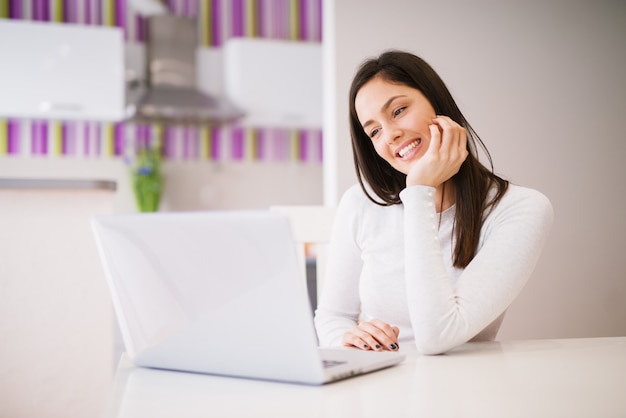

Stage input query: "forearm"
[
  {"left": 314, "top": 309, "right": 358, "bottom": 346},
  {"left": 400, "top": 185, "right": 553, "bottom": 354},
  {"left": 401, "top": 185, "right": 469, "bottom": 354}
]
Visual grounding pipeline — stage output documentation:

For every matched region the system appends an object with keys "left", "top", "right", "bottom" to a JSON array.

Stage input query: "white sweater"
[{"left": 314, "top": 183, "right": 553, "bottom": 354}]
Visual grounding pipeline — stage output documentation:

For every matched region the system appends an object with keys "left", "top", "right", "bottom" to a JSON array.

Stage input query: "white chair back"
[{"left": 270, "top": 205, "right": 336, "bottom": 307}]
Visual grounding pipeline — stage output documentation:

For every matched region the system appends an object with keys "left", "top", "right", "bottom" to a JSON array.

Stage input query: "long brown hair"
[{"left": 348, "top": 50, "right": 508, "bottom": 268}]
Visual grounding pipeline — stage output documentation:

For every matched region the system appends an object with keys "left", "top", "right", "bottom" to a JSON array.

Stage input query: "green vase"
[{"left": 132, "top": 171, "right": 163, "bottom": 212}]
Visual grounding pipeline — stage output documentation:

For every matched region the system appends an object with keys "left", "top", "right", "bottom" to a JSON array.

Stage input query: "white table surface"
[{"left": 101, "top": 337, "right": 626, "bottom": 418}]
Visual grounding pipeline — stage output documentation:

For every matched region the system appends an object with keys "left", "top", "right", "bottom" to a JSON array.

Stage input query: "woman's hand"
[
  {"left": 342, "top": 319, "right": 400, "bottom": 351},
  {"left": 406, "top": 115, "right": 468, "bottom": 188}
]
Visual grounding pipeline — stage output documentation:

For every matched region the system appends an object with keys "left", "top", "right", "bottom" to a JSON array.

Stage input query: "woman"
[{"left": 314, "top": 51, "right": 553, "bottom": 355}]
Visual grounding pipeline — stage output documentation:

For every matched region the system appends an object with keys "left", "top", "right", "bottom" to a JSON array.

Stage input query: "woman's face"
[{"left": 354, "top": 76, "right": 437, "bottom": 175}]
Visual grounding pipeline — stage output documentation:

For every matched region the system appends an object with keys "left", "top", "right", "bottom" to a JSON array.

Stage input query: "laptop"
[{"left": 91, "top": 210, "right": 404, "bottom": 385}]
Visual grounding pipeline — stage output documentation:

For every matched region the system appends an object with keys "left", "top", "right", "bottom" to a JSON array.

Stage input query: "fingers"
[
  {"left": 342, "top": 327, "right": 380, "bottom": 351},
  {"left": 407, "top": 115, "right": 469, "bottom": 187},
  {"left": 431, "top": 115, "right": 468, "bottom": 164},
  {"left": 342, "top": 319, "right": 400, "bottom": 352},
  {"left": 428, "top": 122, "right": 442, "bottom": 154}
]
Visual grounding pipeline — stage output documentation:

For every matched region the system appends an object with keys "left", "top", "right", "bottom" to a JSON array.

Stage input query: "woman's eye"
[
  {"left": 369, "top": 128, "right": 380, "bottom": 138},
  {"left": 393, "top": 107, "right": 406, "bottom": 117}
]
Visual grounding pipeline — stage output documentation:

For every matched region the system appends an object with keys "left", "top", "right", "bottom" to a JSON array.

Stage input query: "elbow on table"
[
  {"left": 413, "top": 341, "right": 451, "bottom": 356},
  {"left": 412, "top": 332, "right": 463, "bottom": 355}
]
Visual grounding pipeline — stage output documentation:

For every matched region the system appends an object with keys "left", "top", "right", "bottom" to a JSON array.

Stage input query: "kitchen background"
[
  {"left": 0, "top": 2, "right": 325, "bottom": 417},
  {"left": 0, "top": 0, "right": 325, "bottom": 212}
]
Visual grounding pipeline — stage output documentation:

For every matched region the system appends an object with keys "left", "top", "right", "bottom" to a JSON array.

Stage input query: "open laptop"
[{"left": 91, "top": 210, "right": 404, "bottom": 385}]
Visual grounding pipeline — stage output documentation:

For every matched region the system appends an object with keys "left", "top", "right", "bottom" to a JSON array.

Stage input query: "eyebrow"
[{"left": 362, "top": 95, "right": 407, "bottom": 129}]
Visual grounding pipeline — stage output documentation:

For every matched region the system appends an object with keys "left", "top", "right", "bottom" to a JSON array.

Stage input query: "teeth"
[{"left": 398, "top": 140, "right": 419, "bottom": 158}]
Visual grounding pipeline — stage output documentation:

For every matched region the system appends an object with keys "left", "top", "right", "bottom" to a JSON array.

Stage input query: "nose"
[{"left": 383, "top": 125, "right": 402, "bottom": 145}]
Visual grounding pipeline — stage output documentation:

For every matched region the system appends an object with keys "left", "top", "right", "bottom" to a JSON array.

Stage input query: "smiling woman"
[
  {"left": 314, "top": 50, "right": 554, "bottom": 355},
  {"left": 354, "top": 77, "right": 469, "bottom": 197}
]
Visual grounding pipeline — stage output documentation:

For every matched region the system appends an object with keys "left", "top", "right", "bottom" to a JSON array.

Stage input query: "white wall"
[
  {"left": 324, "top": 0, "right": 626, "bottom": 339},
  {"left": 0, "top": 186, "right": 116, "bottom": 418}
]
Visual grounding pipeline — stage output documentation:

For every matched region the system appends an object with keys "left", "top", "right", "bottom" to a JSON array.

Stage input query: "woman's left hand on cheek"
[{"left": 406, "top": 115, "right": 469, "bottom": 188}]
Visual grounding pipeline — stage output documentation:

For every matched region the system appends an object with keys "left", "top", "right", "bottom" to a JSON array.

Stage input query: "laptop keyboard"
[{"left": 322, "top": 360, "right": 347, "bottom": 368}]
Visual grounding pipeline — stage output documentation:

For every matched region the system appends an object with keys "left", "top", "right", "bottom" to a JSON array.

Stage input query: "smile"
[{"left": 397, "top": 139, "right": 421, "bottom": 158}]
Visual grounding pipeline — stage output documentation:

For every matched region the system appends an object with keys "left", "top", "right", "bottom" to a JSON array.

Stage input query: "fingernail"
[
  {"left": 363, "top": 344, "right": 369, "bottom": 349},
  {"left": 390, "top": 343, "right": 397, "bottom": 350},
  {"left": 375, "top": 344, "right": 381, "bottom": 349}
]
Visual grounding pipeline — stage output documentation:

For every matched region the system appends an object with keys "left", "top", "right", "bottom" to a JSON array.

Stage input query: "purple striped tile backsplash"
[{"left": 0, "top": 0, "right": 323, "bottom": 163}]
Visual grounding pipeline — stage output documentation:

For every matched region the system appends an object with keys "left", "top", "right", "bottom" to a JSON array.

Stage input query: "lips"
[{"left": 397, "top": 139, "right": 421, "bottom": 158}]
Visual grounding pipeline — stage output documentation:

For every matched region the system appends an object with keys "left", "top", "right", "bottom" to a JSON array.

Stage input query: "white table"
[{"left": 101, "top": 337, "right": 626, "bottom": 418}]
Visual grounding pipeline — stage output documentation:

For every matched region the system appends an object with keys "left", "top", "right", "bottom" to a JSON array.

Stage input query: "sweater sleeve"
[
  {"left": 400, "top": 185, "right": 553, "bottom": 355},
  {"left": 314, "top": 186, "right": 364, "bottom": 346}
]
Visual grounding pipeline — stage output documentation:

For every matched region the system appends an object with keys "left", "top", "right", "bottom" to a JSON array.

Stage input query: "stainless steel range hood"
[{"left": 128, "top": 15, "right": 243, "bottom": 124}]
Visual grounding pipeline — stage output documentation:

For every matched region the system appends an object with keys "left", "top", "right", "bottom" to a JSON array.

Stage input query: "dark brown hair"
[{"left": 348, "top": 50, "right": 508, "bottom": 268}]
